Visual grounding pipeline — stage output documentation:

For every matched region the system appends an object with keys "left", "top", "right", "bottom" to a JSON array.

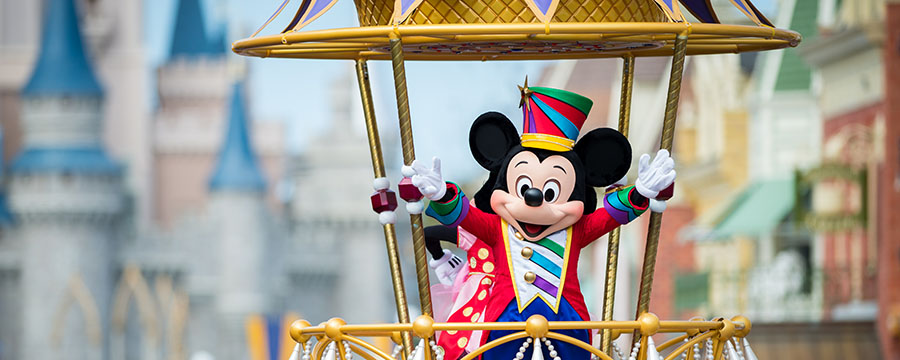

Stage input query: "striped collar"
[{"left": 502, "top": 219, "right": 573, "bottom": 313}]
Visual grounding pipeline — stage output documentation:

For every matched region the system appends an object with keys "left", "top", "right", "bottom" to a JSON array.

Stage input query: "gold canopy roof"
[{"left": 231, "top": 0, "right": 800, "bottom": 60}]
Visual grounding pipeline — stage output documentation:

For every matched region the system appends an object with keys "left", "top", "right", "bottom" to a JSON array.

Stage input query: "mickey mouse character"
[{"left": 411, "top": 84, "right": 675, "bottom": 360}]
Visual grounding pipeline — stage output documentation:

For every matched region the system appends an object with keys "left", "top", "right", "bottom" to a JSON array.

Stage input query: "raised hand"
[
  {"left": 635, "top": 149, "right": 676, "bottom": 199},
  {"left": 411, "top": 156, "right": 447, "bottom": 201}
]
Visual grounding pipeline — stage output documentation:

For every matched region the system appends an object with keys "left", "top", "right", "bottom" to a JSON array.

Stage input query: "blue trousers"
[{"left": 482, "top": 299, "right": 590, "bottom": 360}]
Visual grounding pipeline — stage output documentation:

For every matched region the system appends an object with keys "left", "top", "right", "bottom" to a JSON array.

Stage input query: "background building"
[{"left": 0, "top": 0, "right": 402, "bottom": 359}]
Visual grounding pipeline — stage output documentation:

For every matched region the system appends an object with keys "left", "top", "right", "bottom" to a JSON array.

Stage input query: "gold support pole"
[
  {"left": 712, "top": 338, "right": 725, "bottom": 360},
  {"left": 633, "top": 32, "right": 688, "bottom": 355},
  {"left": 388, "top": 34, "right": 434, "bottom": 318},
  {"left": 355, "top": 59, "right": 414, "bottom": 354},
  {"left": 600, "top": 54, "right": 635, "bottom": 355}
]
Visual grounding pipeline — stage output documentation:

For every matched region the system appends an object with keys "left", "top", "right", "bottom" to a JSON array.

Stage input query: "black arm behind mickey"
[
  {"left": 425, "top": 225, "right": 459, "bottom": 260},
  {"left": 425, "top": 225, "right": 466, "bottom": 285}
]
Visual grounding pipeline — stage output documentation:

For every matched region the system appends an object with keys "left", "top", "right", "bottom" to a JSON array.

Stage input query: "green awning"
[
  {"left": 710, "top": 179, "right": 795, "bottom": 239},
  {"left": 675, "top": 272, "right": 709, "bottom": 312}
]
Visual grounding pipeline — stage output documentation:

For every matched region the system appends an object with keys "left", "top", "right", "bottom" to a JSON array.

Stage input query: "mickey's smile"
[{"left": 517, "top": 220, "right": 550, "bottom": 238}]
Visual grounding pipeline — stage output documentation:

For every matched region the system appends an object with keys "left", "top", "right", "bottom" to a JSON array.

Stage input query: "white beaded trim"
[
  {"left": 406, "top": 200, "right": 425, "bottom": 214},
  {"left": 628, "top": 339, "right": 641, "bottom": 360},
  {"left": 401, "top": 166, "right": 416, "bottom": 177},
  {"left": 430, "top": 339, "right": 445, "bottom": 360},
  {"left": 301, "top": 339, "right": 315, "bottom": 360},
  {"left": 649, "top": 199, "right": 667, "bottom": 213},
  {"left": 544, "top": 338, "right": 560, "bottom": 360},
  {"left": 343, "top": 341, "right": 354, "bottom": 360},
  {"left": 374, "top": 177, "right": 390, "bottom": 191},
  {"left": 379, "top": 210, "right": 397, "bottom": 225},
  {"left": 732, "top": 339, "right": 744, "bottom": 360},
  {"left": 704, "top": 339, "right": 713, "bottom": 360},
  {"left": 514, "top": 337, "right": 532, "bottom": 360},
  {"left": 612, "top": 341, "right": 625, "bottom": 360},
  {"left": 391, "top": 344, "right": 404, "bottom": 360}
]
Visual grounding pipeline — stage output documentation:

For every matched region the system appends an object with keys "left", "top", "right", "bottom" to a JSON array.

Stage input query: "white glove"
[
  {"left": 411, "top": 157, "right": 447, "bottom": 201},
  {"left": 429, "top": 249, "right": 464, "bottom": 285},
  {"left": 635, "top": 149, "right": 676, "bottom": 199}
]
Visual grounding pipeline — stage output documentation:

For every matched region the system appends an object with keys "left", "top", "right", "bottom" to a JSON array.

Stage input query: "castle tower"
[
  {"left": 10, "top": 0, "right": 124, "bottom": 359},
  {"left": 209, "top": 83, "right": 271, "bottom": 360},
  {"left": 154, "top": 0, "right": 229, "bottom": 229},
  {"left": 93, "top": 0, "right": 153, "bottom": 232},
  {"left": 154, "top": 0, "right": 285, "bottom": 229}
]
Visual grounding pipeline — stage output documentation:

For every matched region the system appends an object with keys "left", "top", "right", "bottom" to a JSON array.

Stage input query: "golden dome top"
[{"left": 232, "top": 0, "right": 799, "bottom": 63}]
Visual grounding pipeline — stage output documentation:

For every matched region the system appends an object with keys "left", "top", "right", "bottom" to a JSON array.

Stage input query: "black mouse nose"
[{"left": 524, "top": 188, "right": 543, "bottom": 207}]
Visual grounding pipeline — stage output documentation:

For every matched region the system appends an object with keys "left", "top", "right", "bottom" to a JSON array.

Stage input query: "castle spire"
[
  {"left": 11, "top": 0, "right": 119, "bottom": 175},
  {"left": 22, "top": 0, "right": 103, "bottom": 96},
  {"left": 169, "top": 0, "right": 224, "bottom": 59},
  {"left": 209, "top": 83, "right": 266, "bottom": 192}
]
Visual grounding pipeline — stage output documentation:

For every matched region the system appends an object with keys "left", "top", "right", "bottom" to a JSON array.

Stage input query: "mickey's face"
[
  {"left": 490, "top": 151, "right": 583, "bottom": 240},
  {"left": 469, "top": 111, "right": 633, "bottom": 239}
]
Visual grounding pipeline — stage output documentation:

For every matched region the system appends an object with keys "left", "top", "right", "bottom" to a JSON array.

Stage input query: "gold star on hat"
[{"left": 518, "top": 76, "right": 531, "bottom": 108}]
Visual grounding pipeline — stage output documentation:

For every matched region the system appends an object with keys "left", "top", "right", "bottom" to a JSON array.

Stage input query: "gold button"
[
  {"left": 514, "top": 231, "right": 524, "bottom": 240},
  {"left": 521, "top": 247, "right": 533, "bottom": 259},
  {"left": 524, "top": 271, "right": 536, "bottom": 283}
]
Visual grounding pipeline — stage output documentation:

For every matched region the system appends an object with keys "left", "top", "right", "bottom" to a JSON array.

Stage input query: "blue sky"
[
  {"left": 144, "top": 0, "right": 546, "bottom": 181},
  {"left": 143, "top": 0, "right": 776, "bottom": 182}
]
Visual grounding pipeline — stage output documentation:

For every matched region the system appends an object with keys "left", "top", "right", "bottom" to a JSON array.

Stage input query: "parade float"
[{"left": 231, "top": 0, "right": 800, "bottom": 358}]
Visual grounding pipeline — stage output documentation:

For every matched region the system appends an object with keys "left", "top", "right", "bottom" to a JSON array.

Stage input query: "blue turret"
[
  {"left": 22, "top": 0, "right": 103, "bottom": 97},
  {"left": 12, "top": 3, "right": 125, "bottom": 358},
  {"left": 209, "top": 83, "right": 266, "bottom": 192},
  {"left": 170, "top": 0, "right": 225, "bottom": 59},
  {"left": 10, "top": 0, "right": 120, "bottom": 175}
]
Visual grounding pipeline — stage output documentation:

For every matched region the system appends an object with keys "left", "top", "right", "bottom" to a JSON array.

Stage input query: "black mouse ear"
[
  {"left": 469, "top": 112, "right": 519, "bottom": 170},
  {"left": 574, "top": 128, "right": 632, "bottom": 187}
]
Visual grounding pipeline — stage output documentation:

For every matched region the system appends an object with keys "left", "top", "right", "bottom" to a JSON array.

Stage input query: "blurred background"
[{"left": 0, "top": 0, "right": 898, "bottom": 359}]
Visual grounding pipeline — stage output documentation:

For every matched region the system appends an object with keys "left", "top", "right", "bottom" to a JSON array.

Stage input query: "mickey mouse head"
[{"left": 468, "top": 111, "right": 632, "bottom": 241}]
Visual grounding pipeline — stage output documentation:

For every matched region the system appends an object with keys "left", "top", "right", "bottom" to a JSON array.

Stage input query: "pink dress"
[{"left": 431, "top": 228, "right": 496, "bottom": 360}]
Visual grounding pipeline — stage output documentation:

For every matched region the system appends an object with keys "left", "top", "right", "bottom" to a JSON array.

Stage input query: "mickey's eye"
[
  {"left": 543, "top": 180, "right": 560, "bottom": 203},
  {"left": 516, "top": 176, "right": 533, "bottom": 198}
]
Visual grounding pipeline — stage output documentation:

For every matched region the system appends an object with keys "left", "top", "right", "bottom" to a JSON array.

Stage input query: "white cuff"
[
  {"left": 635, "top": 179, "right": 659, "bottom": 199},
  {"left": 373, "top": 177, "right": 390, "bottom": 191},
  {"left": 406, "top": 200, "right": 425, "bottom": 214},
  {"left": 649, "top": 199, "right": 667, "bottom": 213},
  {"left": 378, "top": 211, "right": 396, "bottom": 225}
]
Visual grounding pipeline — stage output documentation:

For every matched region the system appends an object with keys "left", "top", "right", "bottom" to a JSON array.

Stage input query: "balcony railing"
[{"left": 286, "top": 313, "right": 755, "bottom": 360}]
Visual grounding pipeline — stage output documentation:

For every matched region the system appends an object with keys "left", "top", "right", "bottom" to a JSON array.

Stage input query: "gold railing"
[{"left": 288, "top": 314, "right": 752, "bottom": 360}]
